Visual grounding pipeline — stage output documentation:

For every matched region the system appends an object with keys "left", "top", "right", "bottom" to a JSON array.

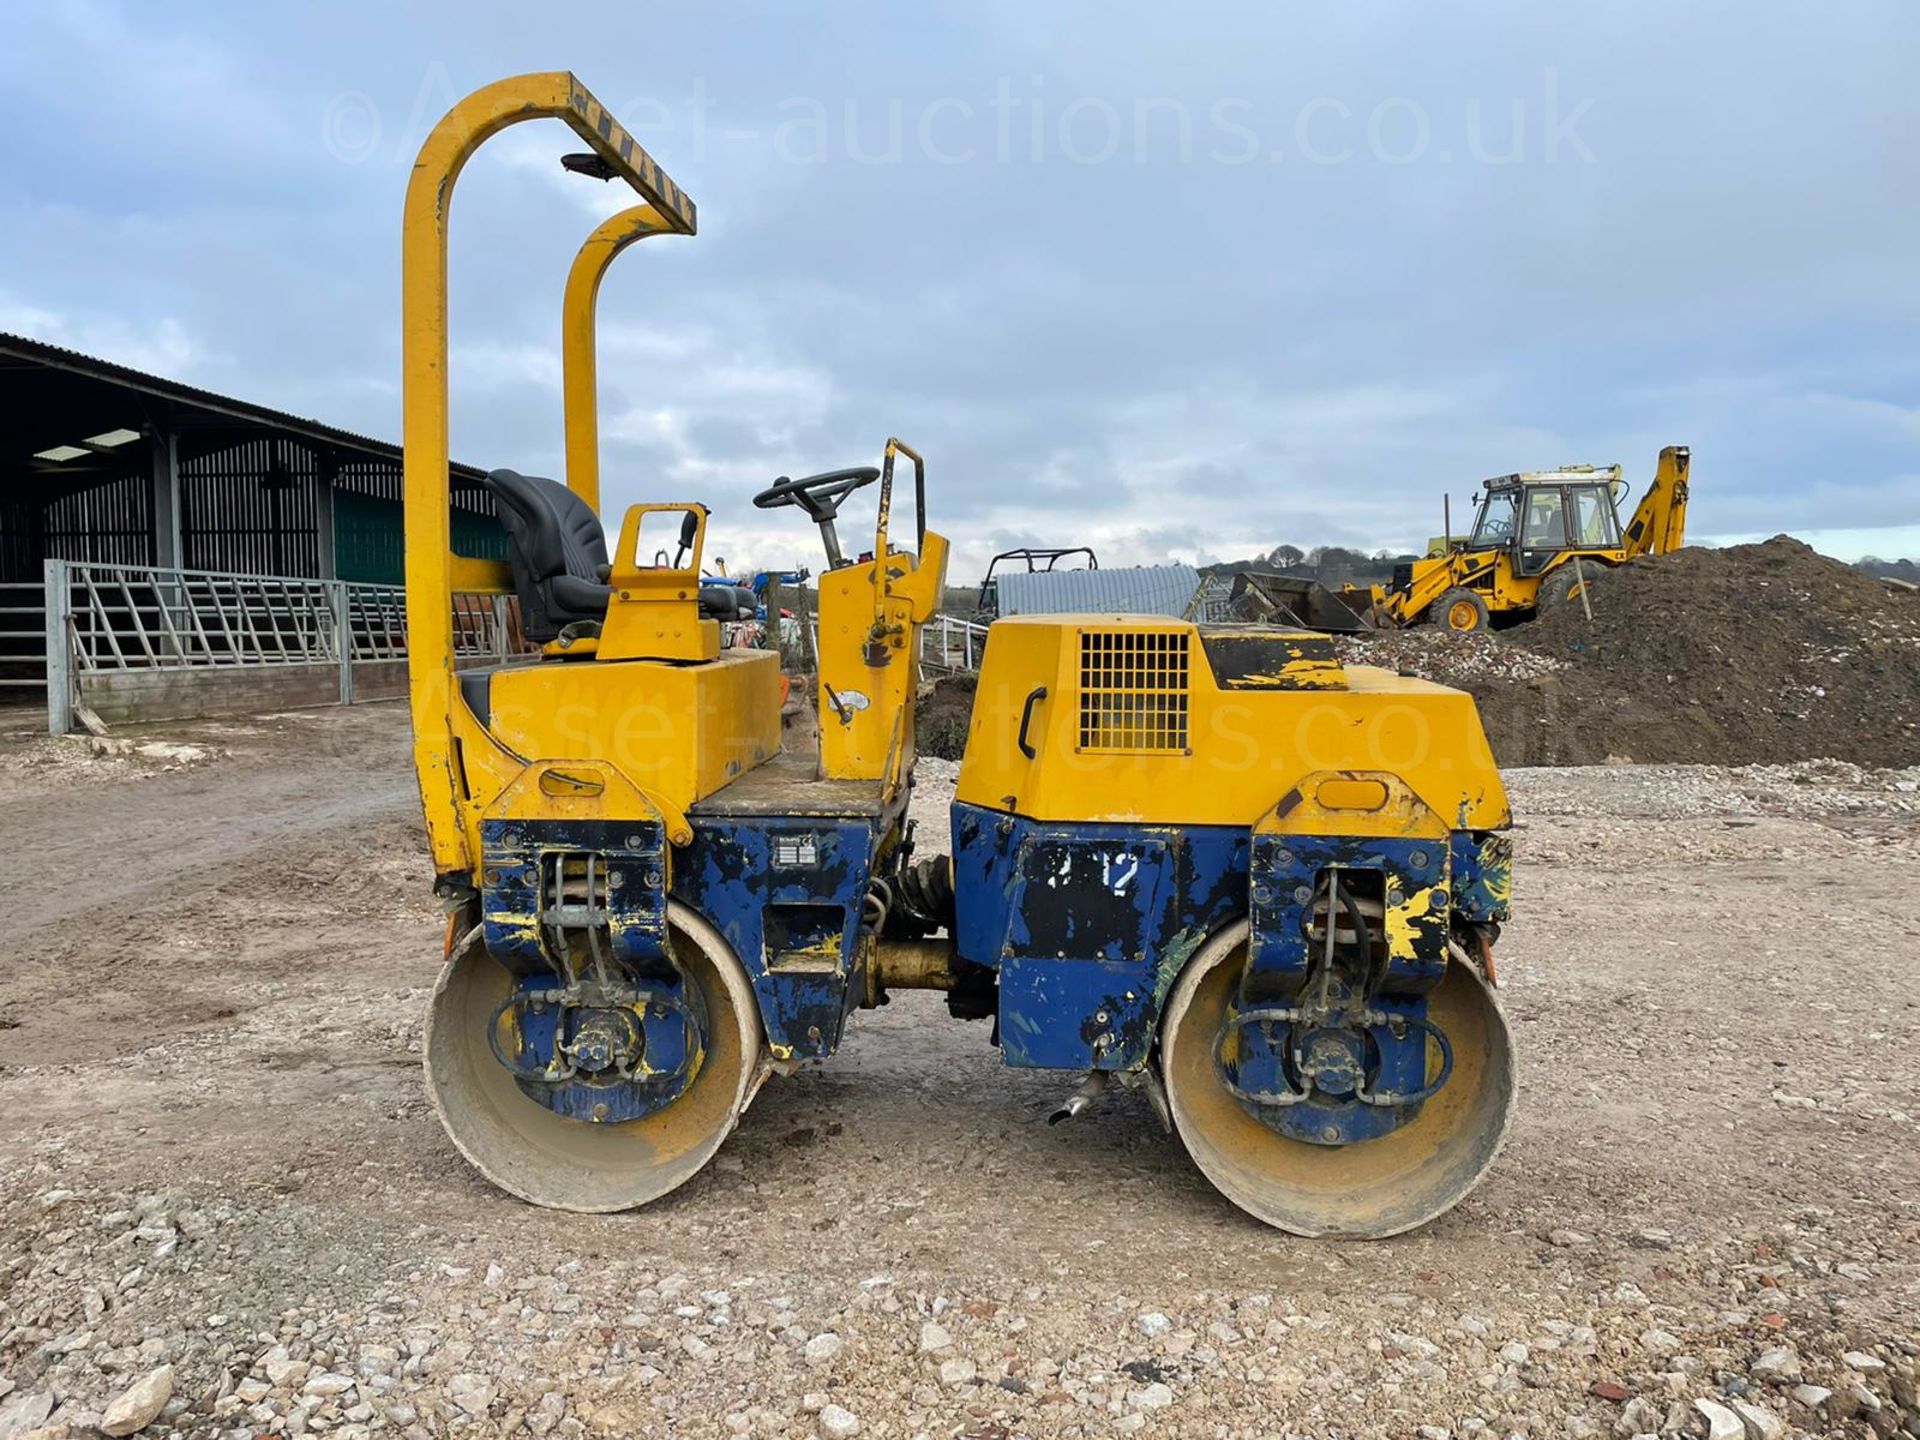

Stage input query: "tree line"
[{"left": 1200, "top": 544, "right": 1412, "bottom": 588}]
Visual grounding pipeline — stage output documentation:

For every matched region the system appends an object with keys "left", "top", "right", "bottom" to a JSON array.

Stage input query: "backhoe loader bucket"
[
  {"left": 424, "top": 903, "right": 768, "bottom": 1213},
  {"left": 1230, "top": 574, "right": 1377, "bottom": 633},
  {"left": 1160, "top": 923, "right": 1513, "bottom": 1238}
]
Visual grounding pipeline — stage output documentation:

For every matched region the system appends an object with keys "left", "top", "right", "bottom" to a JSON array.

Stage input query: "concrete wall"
[{"left": 76, "top": 660, "right": 418, "bottom": 727}]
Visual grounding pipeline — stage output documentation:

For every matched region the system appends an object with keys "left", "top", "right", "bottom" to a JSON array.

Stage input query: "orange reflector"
[{"left": 1317, "top": 778, "right": 1390, "bottom": 811}]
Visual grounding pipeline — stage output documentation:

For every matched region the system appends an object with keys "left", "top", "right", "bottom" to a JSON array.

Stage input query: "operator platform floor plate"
[{"left": 689, "top": 750, "right": 891, "bottom": 819}]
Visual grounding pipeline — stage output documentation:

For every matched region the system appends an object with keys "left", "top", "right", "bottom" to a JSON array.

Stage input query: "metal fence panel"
[
  {"left": 43, "top": 558, "right": 526, "bottom": 733},
  {"left": 0, "top": 580, "right": 48, "bottom": 690},
  {"left": 48, "top": 560, "right": 514, "bottom": 673}
]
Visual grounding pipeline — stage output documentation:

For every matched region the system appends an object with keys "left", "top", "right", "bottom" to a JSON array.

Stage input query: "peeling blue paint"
[
  {"left": 951, "top": 803, "right": 1247, "bottom": 1071},
  {"left": 1449, "top": 830, "right": 1512, "bottom": 923},
  {"left": 671, "top": 816, "right": 877, "bottom": 1059},
  {"left": 1247, "top": 834, "right": 1447, "bottom": 995},
  {"left": 479, "top": 817, "right": 668, "bottom": 968}
]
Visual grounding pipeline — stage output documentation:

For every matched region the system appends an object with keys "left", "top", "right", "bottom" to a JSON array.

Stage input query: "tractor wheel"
[
  {"left": 424, "top": 902, "right": 768, "bottom": 1213},
  {"left": 1158, "top": 921, "right": 1514, "bottom": 1238},
  {"left": 1539, "top": 564, "right": 1602, "bottom": 611},
  {"left": 1433, "top": 588, "right": 1491, "bottom": 633}
]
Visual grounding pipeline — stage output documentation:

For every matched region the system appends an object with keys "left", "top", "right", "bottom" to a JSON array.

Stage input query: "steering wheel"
[{"left": 753, "top": 466, "right": 879, "bottom": 522}]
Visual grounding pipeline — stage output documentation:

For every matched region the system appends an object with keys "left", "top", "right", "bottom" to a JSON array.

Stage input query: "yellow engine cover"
[
  {"left": 954, "top": 617, "right": 1509, "bottom": 829},
  {"left": 444, "top": 648, "right": 783, "bottom": 870}
]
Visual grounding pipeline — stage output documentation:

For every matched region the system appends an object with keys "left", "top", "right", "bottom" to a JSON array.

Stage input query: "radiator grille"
[{"left": 1076, "top": 630, "right": 1190, "bottom": 753}]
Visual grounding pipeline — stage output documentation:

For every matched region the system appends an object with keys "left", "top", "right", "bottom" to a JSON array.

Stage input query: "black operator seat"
[
  {"left": 702, "top": 585, "right": 761, "bottom": 622},
  {"left": 479, "top": 469, "right": 613, "bottom": 642},
  {"left": 480, "top": 469, "right": 765, "bottom": 641}
]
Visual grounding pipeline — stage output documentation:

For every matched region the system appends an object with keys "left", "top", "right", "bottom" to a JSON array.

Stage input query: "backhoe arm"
[{"left": 1622, "top": 446, "right": 1690, "bottom": 558}]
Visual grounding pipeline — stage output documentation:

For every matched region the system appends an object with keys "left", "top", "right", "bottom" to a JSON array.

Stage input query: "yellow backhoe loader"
[{"left": 1347, "top": 447, "right": 1691, "bottom": 631}]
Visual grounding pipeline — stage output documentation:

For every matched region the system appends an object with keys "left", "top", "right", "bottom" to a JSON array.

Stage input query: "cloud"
[
  {"left": 0, "top": 292, "right": 207, "bottom": 378},
  {"left": 3, "top": 0, "right": 1920, "bottom": 584}
]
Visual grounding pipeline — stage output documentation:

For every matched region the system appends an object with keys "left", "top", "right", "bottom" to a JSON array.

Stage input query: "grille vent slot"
[{"left": 1076, "top": 630, "right": 1190, "bottom": 753}]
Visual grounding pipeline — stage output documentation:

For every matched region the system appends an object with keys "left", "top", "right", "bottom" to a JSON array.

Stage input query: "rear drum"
[{"left": 1159, "top": 920, "right": 1513, "bottom": 1238}]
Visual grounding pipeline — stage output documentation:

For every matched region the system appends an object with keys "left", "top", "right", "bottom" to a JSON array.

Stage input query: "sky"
[{"left": 3, "top": 2, "right": 1918, "bottom": 580}]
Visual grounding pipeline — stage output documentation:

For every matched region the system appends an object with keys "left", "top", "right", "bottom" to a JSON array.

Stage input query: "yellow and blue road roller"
[{"left": 404, "top": 75, "right": 1514, "bottom": 1237}]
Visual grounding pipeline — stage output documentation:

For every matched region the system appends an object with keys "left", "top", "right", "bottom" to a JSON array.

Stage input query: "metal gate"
[{"left": 42, "top": 558, "right": 524, "bottom": 733}]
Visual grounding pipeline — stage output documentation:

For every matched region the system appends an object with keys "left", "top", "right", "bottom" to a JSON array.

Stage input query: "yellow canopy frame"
[
  {"left": 402, "top": 72, "right": 696, "bottom": 881},
  {"left": 563, "top": 204, "right": 680, "bottom": 512}
]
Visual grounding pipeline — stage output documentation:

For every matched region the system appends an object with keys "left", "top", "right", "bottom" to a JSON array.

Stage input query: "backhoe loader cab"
[
  {"left": 404, "top": 74, "right": 1518, "bottom": 1238},
  {"left": 1466, "top": 467, "right": 1624, "bottom": 573}
]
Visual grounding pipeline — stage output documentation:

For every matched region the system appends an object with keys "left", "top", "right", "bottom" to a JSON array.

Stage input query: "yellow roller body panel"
[{"left": 954, "top": 616, "right": 1509, "bottom": 831}]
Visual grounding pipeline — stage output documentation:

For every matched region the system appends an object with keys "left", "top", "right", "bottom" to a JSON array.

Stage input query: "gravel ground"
[{"left": 1, "top": 704, "right": 1916, "bottom": 1440}]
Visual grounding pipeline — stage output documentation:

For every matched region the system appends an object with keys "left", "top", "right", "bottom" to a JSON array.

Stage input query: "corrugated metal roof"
[
  {"left": 996, "top": 563, "right": 1201, "bottom": 618},
  {"left": 0, "top": 331, "right": 485, "bottom": 477}
]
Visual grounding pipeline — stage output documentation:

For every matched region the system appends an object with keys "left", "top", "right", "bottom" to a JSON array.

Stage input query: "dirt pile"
[
  {"left": 1351, "top": 537, "right": 1920, "bottom": 767},
  {"left": 1527, "top": 536, "right": 1918, "bottom": 764},
  {"left": 916, "top": 672, "right": 977, "bottom": 760}
]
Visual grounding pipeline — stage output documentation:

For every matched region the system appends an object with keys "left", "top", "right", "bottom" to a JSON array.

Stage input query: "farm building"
[{"left": 0, "top": 333, "right": 510, "bottom": 726}]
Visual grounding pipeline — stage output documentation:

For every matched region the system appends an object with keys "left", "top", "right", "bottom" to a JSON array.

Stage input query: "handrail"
[
  {"left": 918, "top": 612, "right": 989, "bottom": 676},
  {"left": 402, "top": 72, "right": 696, "bottom": 879},
  {"left": 562, "top": 204, "right": 680, "bottom": 512},
  {"left": 876, "top": 436, "right": 927, "bottom": 558},
  {"left": 871, "top": 437, "right": 926, "bottom": 642}
]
